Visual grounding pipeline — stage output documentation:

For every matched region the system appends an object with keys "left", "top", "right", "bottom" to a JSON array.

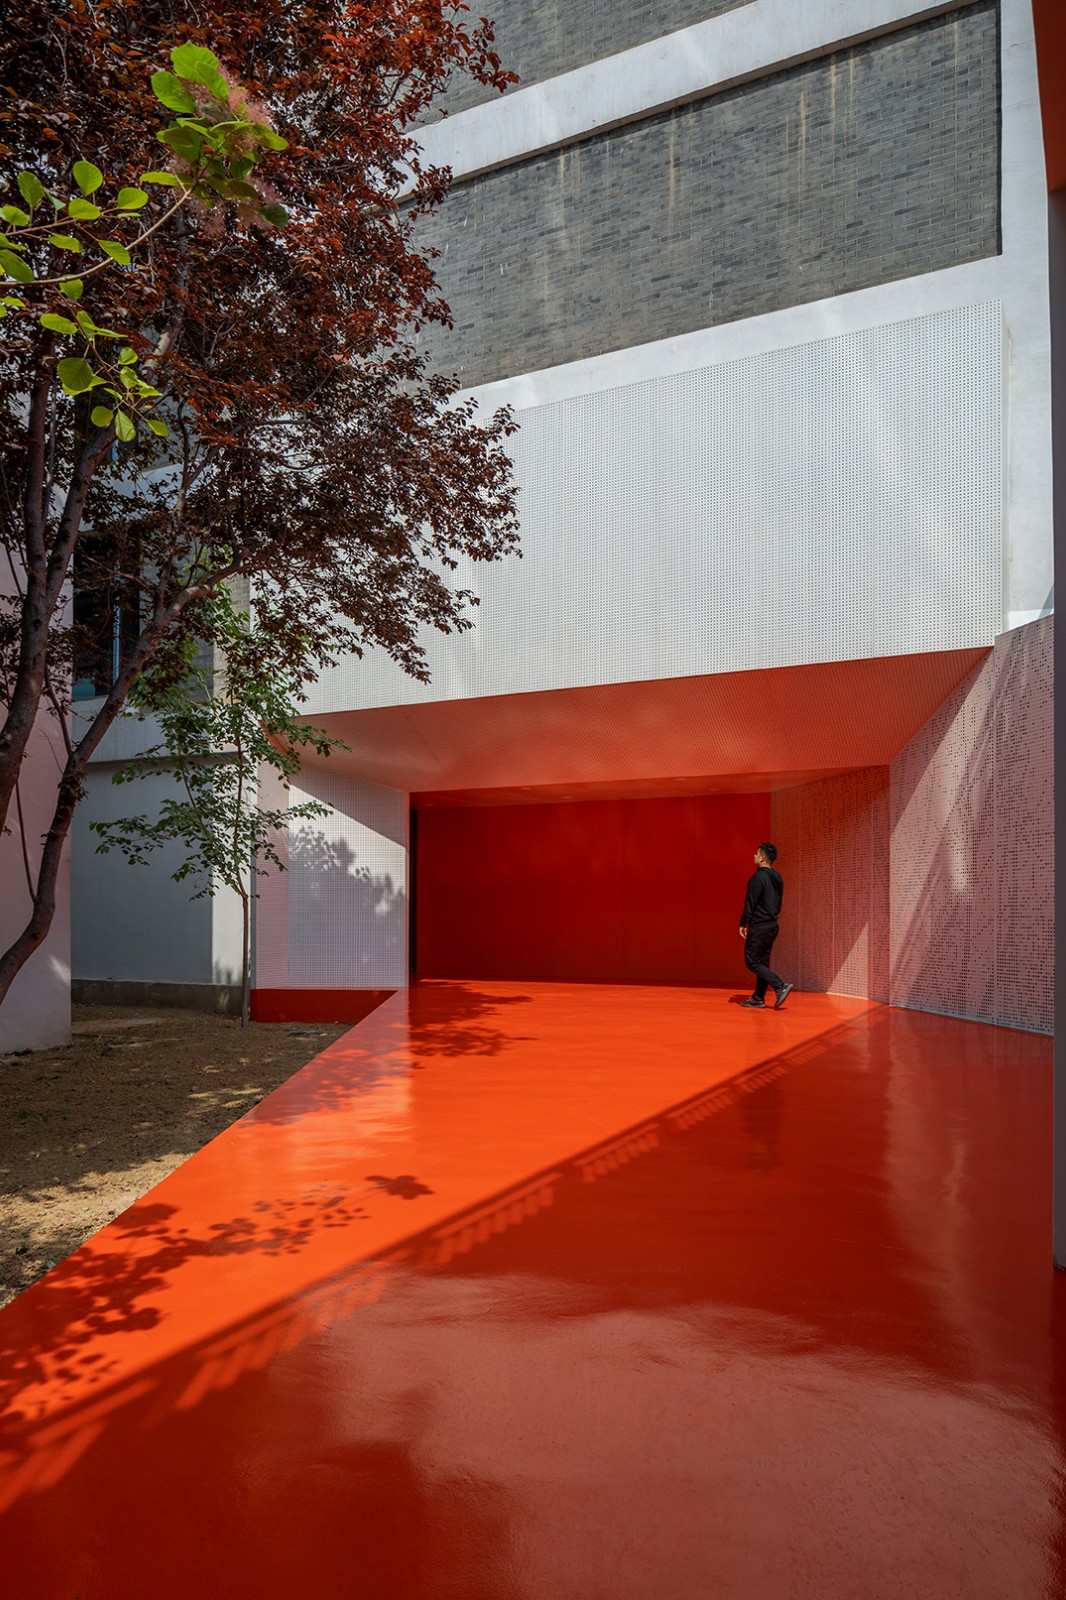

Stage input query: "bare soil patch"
[{"left": 0, "top": 1005, "right": 348, "bottom": 1310}]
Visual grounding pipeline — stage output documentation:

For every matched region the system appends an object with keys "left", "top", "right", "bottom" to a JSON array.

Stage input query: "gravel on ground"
[{"left": 0, "top": 1005, "right": 348, "bottom": 1310}]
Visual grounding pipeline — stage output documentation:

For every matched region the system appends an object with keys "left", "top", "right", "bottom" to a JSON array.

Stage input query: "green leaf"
[
  {"left": 40, "top": 313, "right": 79, "bottom": 335},
  {"left": 250, "top": 125, "right": 288, "bottom": 151},
  {"left": 72, "top": 160, "right": 104, "bottom": 196},
  {"left": 1, "top": 204, "right": 30, "bottom": 226},
  {"left": 17, "top": 171, "right": 44, "bottom": 208},
  {"left": 0, "top": 249, "right": 33, "bottom": 283},
  {"left": 170, "top": 44, "right": 228, "bottom": 102},
  {"left": 259, "top": 203, "right": 289, "bottom": 228},
  {"left": 118, "top": 368, "right": 137, "bottom": 390},
  {"left": 146, "top": 417, "right": 169, "bottom": 437},
  {"left": 151, "top": 71, "right": 197, "bottom": 113},
  {"left": 114, "top": 410, "right": 136, "bottom": 443},
  {"left": 74, "top": 309, "right": 119, "bottom": 339},
  {"left": 118, "top": 346, "right": 138, "bottom": 365},
  {"left": 59, "top": 278, "right": 84, "bottom": 299},
  {"left": 57, "top": 356, "right": 102, "bottom": 395},
  {"left": 48, "top": 234, "right": 83, "bottom": 253},
  {"left": 170, "top": 43, "right": 219, "bottom": 78},
  {"left": 99, "top": 239, "right": 132, "bottom": 266},
  {"left": 115, "top": 188, "right": 149, "bottom": 212},
  {"left": 0, "top": 234, "right": 25, "bottom": 251},
  {"left": 225, "top": 179, "right": 260, "bottom": 201},
  {"left": 0, "top": 293, "right": 26, "bottom": 307},
  {"left": 67, "top": 197, "right": 102, "bottom": 221},
  {"left": 157, "top": 126, "right": 204, "bottom": 160},
  {"left": 140, "top": 170, "right": 182, "bottom": 187},
  {"left": 90, "top": 406, "right": 115, "bottom": 428}
]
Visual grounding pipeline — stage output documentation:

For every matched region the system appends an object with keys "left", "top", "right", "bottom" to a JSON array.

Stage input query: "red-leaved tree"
[{"left": 0, "top": 2, "right": 520, "bottom": 1010}]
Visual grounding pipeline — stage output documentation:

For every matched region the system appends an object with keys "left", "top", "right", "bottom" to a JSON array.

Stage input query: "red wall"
[{"left": 415, "top": 793, "right": 770, "bottom": 985}]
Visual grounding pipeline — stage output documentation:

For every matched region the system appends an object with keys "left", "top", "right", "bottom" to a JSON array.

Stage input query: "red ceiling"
[
  {"left": 305, "top": 648, "right": 988, "bottom": 804},
  {"left": 1032, "top": 0, "right": 1066, "bottom": 191}
]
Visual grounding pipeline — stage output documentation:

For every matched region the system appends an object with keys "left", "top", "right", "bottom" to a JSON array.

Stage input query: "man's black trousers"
[{"left": 744, "top": 921, "right": 784, "bottom": 1001}]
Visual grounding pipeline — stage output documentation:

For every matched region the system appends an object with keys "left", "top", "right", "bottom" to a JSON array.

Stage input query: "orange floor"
[{"left": 0, "top": 981, "right": 1061, "bottom": 1598}]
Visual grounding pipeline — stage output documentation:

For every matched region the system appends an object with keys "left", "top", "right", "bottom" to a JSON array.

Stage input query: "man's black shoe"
[
  {"left": 740, "top": 996, "right": 766, "bottom": 1008},
  {"left": 774, "top": 983, "right": 794, "bottom": 1010}
]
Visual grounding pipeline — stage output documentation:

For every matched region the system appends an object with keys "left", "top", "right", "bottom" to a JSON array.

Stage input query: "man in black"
[{"left": 739, "top": 842, "right": 794, "bottom": 1010}]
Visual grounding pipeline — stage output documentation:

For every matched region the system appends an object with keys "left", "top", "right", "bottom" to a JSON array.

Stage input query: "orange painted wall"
[
  {"left": 1033, "top": 0, "right": 1066, "bottom": 191},
  {"left": 415, "top": 793, "right": 770, "bottom": 984}
]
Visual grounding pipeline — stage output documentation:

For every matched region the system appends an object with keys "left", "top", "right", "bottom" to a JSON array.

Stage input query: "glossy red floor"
[{"left": 0, "top": 982, "right": 1061, "bottom": 1598}]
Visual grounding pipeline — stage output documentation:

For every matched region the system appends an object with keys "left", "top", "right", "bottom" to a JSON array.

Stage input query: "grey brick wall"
[
  {"left": 431, "top": 0, "right": 750, "bottom": 118},
  {"left": 415, "top": 2, "right": 1001, "bottom": 387}
]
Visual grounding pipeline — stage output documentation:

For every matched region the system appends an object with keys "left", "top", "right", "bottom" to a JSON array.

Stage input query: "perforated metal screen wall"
[
  {"left": 309, "top": 301, "right": 1006, "bottom": 718},
  {"left": 770, "top": 615, "right": 1053, "bottom": 1034}
]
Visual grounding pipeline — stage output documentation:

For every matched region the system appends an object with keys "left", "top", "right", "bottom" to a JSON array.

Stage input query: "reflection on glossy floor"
[{"left": 0, "top": 981, "right": 1061, "bottom": 1598}]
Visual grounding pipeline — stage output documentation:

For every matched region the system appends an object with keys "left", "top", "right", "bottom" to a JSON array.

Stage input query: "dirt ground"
[{"left": 0, "top": 1005, "right": 348, "bottom": 1310}]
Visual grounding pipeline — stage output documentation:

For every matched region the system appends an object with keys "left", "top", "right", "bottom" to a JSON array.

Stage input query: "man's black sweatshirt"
[{"left": 742, "top": 866, "right": 783, "bottom": 927}]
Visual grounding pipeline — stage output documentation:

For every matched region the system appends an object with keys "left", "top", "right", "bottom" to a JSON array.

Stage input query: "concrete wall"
[
  {"left": 418, "top": 3, "right": 1001, "bottom": 385},
  {"left": 771, "top": 616, "right": 1054, "bottom": 1034}
]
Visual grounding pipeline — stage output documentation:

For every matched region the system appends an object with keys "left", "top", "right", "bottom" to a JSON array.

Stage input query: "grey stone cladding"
[
  {"left": 430, "top": 0, "right": 751, "bottom": 118},
  {"left": 415, "top": 2, "right": 1001, "bottom": 387}
]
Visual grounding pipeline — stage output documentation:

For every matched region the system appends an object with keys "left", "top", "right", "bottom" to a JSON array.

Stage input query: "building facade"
[{"left": 72, "top": 0, "right": 1056, "bottom": 1038}]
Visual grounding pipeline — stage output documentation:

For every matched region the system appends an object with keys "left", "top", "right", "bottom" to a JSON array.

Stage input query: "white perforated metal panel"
[{"left": 309, "top": 301, "right": 1005, "bottom": 717}]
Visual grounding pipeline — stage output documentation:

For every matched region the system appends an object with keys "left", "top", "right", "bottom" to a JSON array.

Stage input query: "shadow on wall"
[
  {"left": 771, "top": 619, "right": 1054, "bottom": 1035},
  {"left": 771, "top": 767, "right": 890, "bottom": 1003},
  {"left": 889, "top": 657, "right": 995, "bottom": 1022},
  {"left": 286, "top": 830, "right": 407, "bottom": 991},
  {"left": 890, "top": 620, "right": 1054, "bottom": 1034}
]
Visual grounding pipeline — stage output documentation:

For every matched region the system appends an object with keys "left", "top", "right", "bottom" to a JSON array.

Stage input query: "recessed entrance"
[{"left": 412, "top": 791, "right": 769, "bottom": 984}]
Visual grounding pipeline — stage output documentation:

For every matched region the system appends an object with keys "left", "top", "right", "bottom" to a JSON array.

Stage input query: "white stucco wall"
[
  {"left": 255, "top": 766, "right": 408, "bottom": 992},
  {"left": 72, "top": 760, "right": 244, "bottom": 989}
]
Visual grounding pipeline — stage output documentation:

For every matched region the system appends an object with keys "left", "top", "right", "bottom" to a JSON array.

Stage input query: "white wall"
[
  {"left": 72, "top": 762, "right": 244, "bottom": 988},
  {"left": 309, "top": 298, "right": 1007, "bottom": 715},
  {"left": 254, "top": 766, "right": 408, "bottom": 992}
]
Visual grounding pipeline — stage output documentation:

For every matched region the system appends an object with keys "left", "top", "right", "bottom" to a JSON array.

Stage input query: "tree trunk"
[
  {"left": 241, "top": 888, "right": 251, "bottom": 1029},
  {"left": 0, "top": 771, "right": 80, "bottom": 1008}
]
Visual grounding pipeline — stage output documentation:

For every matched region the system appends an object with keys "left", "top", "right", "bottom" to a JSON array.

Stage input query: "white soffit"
[{"left": 304, "top": 648, "right": 988, "bottom": 800}]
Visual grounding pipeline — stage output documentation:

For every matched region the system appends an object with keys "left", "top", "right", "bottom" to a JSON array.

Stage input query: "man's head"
[{"left": 754, "top": 842, "right": 778, "bottom": 868}]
